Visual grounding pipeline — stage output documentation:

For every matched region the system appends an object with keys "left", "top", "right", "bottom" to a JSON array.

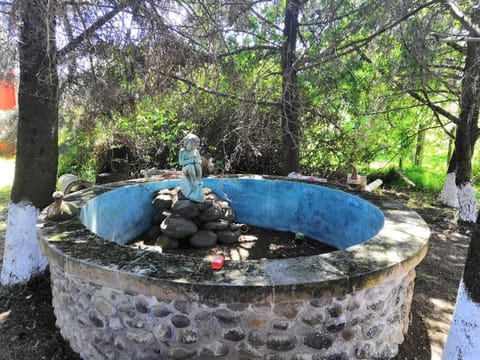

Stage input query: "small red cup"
[{"left": 211, "top": 255, "right": 225, "bottom": 270}]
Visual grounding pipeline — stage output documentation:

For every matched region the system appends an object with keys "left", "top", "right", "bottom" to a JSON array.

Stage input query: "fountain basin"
[{"left": 37, "top": 175, "right": 429, "bottom": 359}]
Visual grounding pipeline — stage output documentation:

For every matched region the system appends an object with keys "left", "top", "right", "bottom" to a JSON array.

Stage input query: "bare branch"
[
  {"left": 298, "top": 1, "right": 438, "bottom": 70},
  {"left": 447, "top": 41, "right": 466, "bottom": 53},
  {"left": 217, "top": 45, "right": 278, "bottom": 58},
  {"left": 430, "top": 32, "right": 466, "bottom": 53},
  {"left": 250, "top": 7, "right": 282, "bottom": 32},
  {"left": 440, "top": 36, "right": 480, "bottom": 42},
  {"left": 358, "top": 50, "right": 459, "bottom": 125},
  {"left": 158, "top": 71, "right": 279, "bottom": 107},
  {"left": 57, "top": 4, "right": 126, "bottom": 59},
  {"left": 407, "top": 89, "right": 459, "bottom": 124},
  {"left": 422, "top": 91, "right": 456, "bottom": 138},
  {"left": 442, "top": 0, "right": 480, "bottom": 37},
  {"left": 335, "top": 1, "right": 438, "bottom": 56}
]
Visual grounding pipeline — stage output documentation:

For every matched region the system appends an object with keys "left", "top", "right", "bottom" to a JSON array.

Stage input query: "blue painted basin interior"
[{"left": 80, "top": 178, "right": 384, "bottom": 249}]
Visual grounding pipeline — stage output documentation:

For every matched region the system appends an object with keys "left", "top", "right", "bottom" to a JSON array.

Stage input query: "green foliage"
[
  {"left": 58, "top": 128, "right": 97, "bottom": 183},
  {"left": 114, "top": 94, "right": 195, "bottom": 171},
  {"left": 56, "top": 0, "right": 463, "bottom": 185},
  {"left": 415, "top": 272, "right": 431, "bottom": 284},
  {"left": 300, "top": 42, "right": 426, "bottom": 175},
  {"left": 367, "top": 164, "right": 444, "bottom": 191},
  {"left": 402, "top": 167, "right": 445, "bottom": 191},
  {"left": 472, "top": 146, "right": 480, "bottom": 185}
]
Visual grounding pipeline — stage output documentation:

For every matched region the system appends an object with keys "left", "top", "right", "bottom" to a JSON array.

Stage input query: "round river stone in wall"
[
  {"left": 160, "top": 217, "right": 198, "bottom": 239},
  {"left": 304, "top": 332, "right": 333, "bottom": 350},
  {"left": 171, "top": 314, "right": 191, "bottom": 328},
  {"left": 266, "top": 333, "right": 297, "bottom": 351}
]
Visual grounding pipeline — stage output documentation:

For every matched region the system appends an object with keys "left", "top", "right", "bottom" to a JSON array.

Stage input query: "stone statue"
[
  {"left": 46, "top": 191, "right": 79, "bottom": 221},
  {"left": 179, "top": 133, "right": 204, "bottom": 202}
]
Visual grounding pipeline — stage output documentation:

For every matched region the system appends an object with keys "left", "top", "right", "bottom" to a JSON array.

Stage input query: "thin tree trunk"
[
  {"left": 1, "top": 0, "right": 58, "bottom": 285},
  {"left": 441, "top": 150, "right": 459, "bottom": 208},
  {"left": 447, "top": 149, "right": 457, "bottom": 174},
  {"left": 280, "top": 0, "right": 301, "bottom": 175},
  {"left": 447, "top": 127, "right": 456, "bottom": 168},
  {"left": 455, "top": 9, "right": 480, "bottom": 222},
  {"left": 414, "top": 126, "right": 426, "bottom": 167}
]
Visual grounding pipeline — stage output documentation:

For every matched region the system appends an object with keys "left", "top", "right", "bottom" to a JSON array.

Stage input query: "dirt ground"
[{"left": 0, "top": 189, "right": 471, "bottom": 360}]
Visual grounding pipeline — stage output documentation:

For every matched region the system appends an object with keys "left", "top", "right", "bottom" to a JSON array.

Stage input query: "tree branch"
[
  {"left": 441, "top": 36, "right": 480, "bottom": 42},
  {"left": 57, "top": 4, "right": 126, "bottom": 59},
  {"left": 358, "top": 50, "right": 459, "bottom": 126},
  {"left": 217, "top": 45, "right": 279, "bottom": 58},
  {"left": 335, "top": 1, "right": 438, "bottom": 56},
  {"left": 422, "top": 90, "right": 456, "bottom": 138},
  {"left": 442, "top": 0, "right": 480, "bottom": 37},
  {"left": 298, "top": 1, "right": 438, "bottom": 70},
  {"left": 431, "top": 33, "right": 466, "bottom": 53},
  {"left": 407, "top": 89, "right": 459, "bottom": 124},
  {"left": 158, "top": 71, "right": 279, "bottom": 107}
]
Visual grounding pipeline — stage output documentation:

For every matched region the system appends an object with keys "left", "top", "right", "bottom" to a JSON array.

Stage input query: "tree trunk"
[
  {"left": 443, "top": 211, "right": 480, "bottom": 358},
  {"left": 441, "top": 150, "right": 459, "bottom": 208},
  {"left": 414, "top": 126, "right": 425, "bottom": 167},
  {"left": 280, "top": 0, "right": 301, "bottom": 175},
  {"left": 447, "top": 127, "right": 455, "bottom": 168},
  {"left": 1, "top": 0, "right": 58, "bottom": 285},
  {"left": 455, "top": 10, "right": 480, "bottom": 222}
]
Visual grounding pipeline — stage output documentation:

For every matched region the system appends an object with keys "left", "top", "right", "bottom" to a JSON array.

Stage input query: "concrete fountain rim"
[{"left": 37, "top": 174, "right": 430, "bottom": 303}]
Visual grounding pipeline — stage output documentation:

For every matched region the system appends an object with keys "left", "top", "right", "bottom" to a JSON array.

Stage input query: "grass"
[
  {"left": 415, "top": 272, "right": 432, "bottom": 285},
  {"left": 0, "top": 186, "right": 10, "bottom": 210}
]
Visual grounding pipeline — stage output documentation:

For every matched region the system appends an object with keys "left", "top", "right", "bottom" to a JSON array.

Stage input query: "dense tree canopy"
[
  {"left": 19, "top": 0, "right": 456, "bottom": 179},
  {"left": 0, "top": 0, "right": 477, "bottom": 187},
  {"left": 1, "top": 0, "right": 477, "bottom": 194}
]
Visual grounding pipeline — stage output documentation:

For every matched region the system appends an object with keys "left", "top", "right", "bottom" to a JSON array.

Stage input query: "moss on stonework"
[{"left": 37, "top": 176, "right": 430, "bottom": 296}]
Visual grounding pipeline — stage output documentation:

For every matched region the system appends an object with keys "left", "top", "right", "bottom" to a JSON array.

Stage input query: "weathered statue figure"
[{"left": 179, "top": 133, "right": 204, "bottom": 202}]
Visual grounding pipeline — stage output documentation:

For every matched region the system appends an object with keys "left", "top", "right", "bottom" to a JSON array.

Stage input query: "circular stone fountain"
[{"left": 37, "top": 175, "right": 429, "bottom": 360}]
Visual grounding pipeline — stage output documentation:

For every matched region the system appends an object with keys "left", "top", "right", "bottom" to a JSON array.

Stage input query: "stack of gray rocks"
[{"left": 147, "top": 187, "right": 242, "bottom": 249}]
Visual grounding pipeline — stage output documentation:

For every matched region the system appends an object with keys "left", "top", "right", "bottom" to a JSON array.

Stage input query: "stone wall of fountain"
[
  {"left": 37, "top": 175, "right": 430, "bottom": 359},
  {"left": 49, "top": 264, "right": 414, "bottom": 359}
]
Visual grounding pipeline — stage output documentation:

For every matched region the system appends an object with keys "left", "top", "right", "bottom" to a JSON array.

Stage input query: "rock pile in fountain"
[{"left": 147, "top": 187, "right": 242, "bottom": 249}]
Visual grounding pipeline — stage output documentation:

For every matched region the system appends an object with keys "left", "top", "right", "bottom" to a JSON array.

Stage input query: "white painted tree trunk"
[
  {"left": 443, "top": 281, "right": 480, "bottom": 360},
  {"left": 0, "top": 202, "right": 48, "bottom": 285},
  {"left": 441, "top": 172, "right": 459, "bottom": 208},
  {"left": 457, "top": 182, "right": 477, "bottom": 223}
]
